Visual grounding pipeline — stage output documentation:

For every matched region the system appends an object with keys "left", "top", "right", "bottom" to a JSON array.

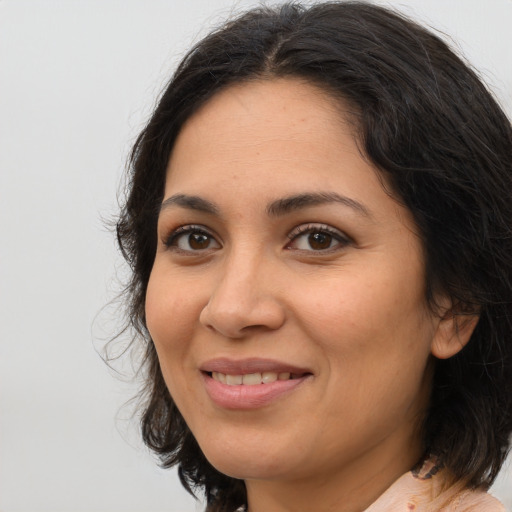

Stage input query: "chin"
[
  {"left": 198, "top": 432, "right": 300, "bottom": 481},
  {"left": 207, "top": 454, "right": 291, "bottom": 481}
]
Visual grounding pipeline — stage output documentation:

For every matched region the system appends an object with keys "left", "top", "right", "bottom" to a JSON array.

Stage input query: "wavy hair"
[{"left": 116, "top": 3, "right": 512, "bottom": 511}]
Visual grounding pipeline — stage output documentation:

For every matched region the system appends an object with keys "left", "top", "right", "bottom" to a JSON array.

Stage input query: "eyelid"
[
  {"left": 161, "top": 222, "right": 350, "bottom": 253},
  {"left": 286, "top": 223, "right": 352, "bottom": 251},
  {"left": 162, "top": 224, "right": 221, "bottom": 250}
]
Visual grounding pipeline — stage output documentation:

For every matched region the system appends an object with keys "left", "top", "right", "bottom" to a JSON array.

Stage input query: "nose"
[{"left": 199, "top": 252, "right": 286, "bottom": 339}]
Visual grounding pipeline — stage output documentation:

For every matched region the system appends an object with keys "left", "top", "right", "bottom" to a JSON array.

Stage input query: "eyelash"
[
  {"left": 162, "top": 223, "right": 351, "bottom": 253},
  {"left": 286, "top": 224, "right": 351, "bottom": 252},
  {"left": 163, "top": 225, "right": 219, "bottom": 252}
]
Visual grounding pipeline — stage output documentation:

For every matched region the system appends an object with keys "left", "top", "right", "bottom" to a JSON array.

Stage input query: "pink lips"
[{"left": 200, "top": 358, "right": 312, "bottom": 410}]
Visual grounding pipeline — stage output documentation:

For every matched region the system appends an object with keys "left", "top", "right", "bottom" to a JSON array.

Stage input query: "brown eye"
[
  {"left": 165, "top": 226, "right": 221, "bottom": 252},
  {"left": 287, "top": 224, "right": 350, "bottom": 252},
  {"left": 308, "top": 232, "right": 332, "bottom": 250},
  {"left": 188, "top": 232, "right": 211, "bottom": 250}
]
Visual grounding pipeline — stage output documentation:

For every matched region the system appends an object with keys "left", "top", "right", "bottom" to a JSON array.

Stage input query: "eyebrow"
[
  {"left": 266, "top": 192, "right": 371, "bottom": 218},
  {"left": 159, "top": 191, "right": 370, "bottom": 218},
  {"left": 160, "top": 194, "right": 219, "bottom": 215}
]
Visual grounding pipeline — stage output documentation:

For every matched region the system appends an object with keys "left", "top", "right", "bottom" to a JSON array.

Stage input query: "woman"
[{"left": 116, "top": 2, "right": 512, "bottom": 511}]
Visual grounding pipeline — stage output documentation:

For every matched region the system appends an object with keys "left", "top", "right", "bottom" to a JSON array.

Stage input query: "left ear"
[{"left": 430, "top": 302, "right": 479, "bottom": 360}]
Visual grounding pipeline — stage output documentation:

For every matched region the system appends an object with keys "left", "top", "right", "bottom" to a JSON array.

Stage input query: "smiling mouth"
[
  {"left": 200, "top": 358, "right": 313, "bottom": 408},
  {"left": 207, "top": 371, "right": 305, "bottom": 385},
  {"left": 202, "top": 369, "right": 312, "bottom": 409}
]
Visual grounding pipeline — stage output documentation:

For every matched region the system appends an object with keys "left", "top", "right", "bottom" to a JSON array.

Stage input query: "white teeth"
[
  {"left": 211, "top": 371, "right": 294, "bottom": 385},
  {"left": 212, "top": 371, "right": 226, "bottom": 384},
  {"left": 242, "top": 373, "right": 261, "bottom": 385},
  {"left": 226, "top": 374, "right": 243, "bottom": 385},
  {"left": 262, "top": 371, "right": 278, "bottom": 383}
]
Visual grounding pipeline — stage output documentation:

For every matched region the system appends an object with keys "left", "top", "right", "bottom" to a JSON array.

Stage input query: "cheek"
[
  {"left": 145, "top": 272, "right": 204, "bottom": 411},
  {"left": 145, "top": 271, "right": 200, "bottom": 369},
  {"left": 300, "top": 276, "right": 434, "bottom": 438},
  {"left": 295, "top": 265, "right": 434, "bottom": 381}
]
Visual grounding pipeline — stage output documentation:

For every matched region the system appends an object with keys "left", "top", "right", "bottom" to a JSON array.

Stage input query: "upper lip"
[{"left": 199, "top": 357, "right": 312, "bottom": 376}]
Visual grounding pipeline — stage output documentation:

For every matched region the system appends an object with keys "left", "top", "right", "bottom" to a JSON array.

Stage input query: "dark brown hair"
[{"left": 116, "top": 2, "right": 512, "bottom": 511}]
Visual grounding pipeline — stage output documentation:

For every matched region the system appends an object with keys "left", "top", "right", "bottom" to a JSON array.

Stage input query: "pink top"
[{"left": 365, "top": 459, "right": 506, "bottom": 512}]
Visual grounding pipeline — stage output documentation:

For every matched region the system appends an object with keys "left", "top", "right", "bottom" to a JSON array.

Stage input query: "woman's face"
[{"left": 146, "top": 79, "right": 448, "bottom": 491}]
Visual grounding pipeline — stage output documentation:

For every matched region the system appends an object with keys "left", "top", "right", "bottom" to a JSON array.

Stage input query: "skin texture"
[{"left": 145, "top": 79, "right": 469, "bottom": 512}]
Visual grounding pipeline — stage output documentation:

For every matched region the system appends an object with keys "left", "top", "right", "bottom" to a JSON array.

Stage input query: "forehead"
[{"left": 165, "top": 78, "right": 367, "bottom": 192}]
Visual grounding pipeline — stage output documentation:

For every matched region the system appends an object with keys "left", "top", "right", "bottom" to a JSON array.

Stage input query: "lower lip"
[{"left": 202, "top": 373, "right": 310, "bottom": 410}]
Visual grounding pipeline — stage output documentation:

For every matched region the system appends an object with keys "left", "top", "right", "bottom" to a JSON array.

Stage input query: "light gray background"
[{"left": 1, "top": 1, "right": 511, "bottom": 511}]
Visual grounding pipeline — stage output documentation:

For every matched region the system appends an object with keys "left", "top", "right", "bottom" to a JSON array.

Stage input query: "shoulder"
[
  {"left": 446, "top": 488, "right": 506, "bottom": 512},
  {"left": 411, "top": 457, "right": 506, "bottom": 511},
  {"left": 365, "top": 458, "right": 507, "bottom": 512}
]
